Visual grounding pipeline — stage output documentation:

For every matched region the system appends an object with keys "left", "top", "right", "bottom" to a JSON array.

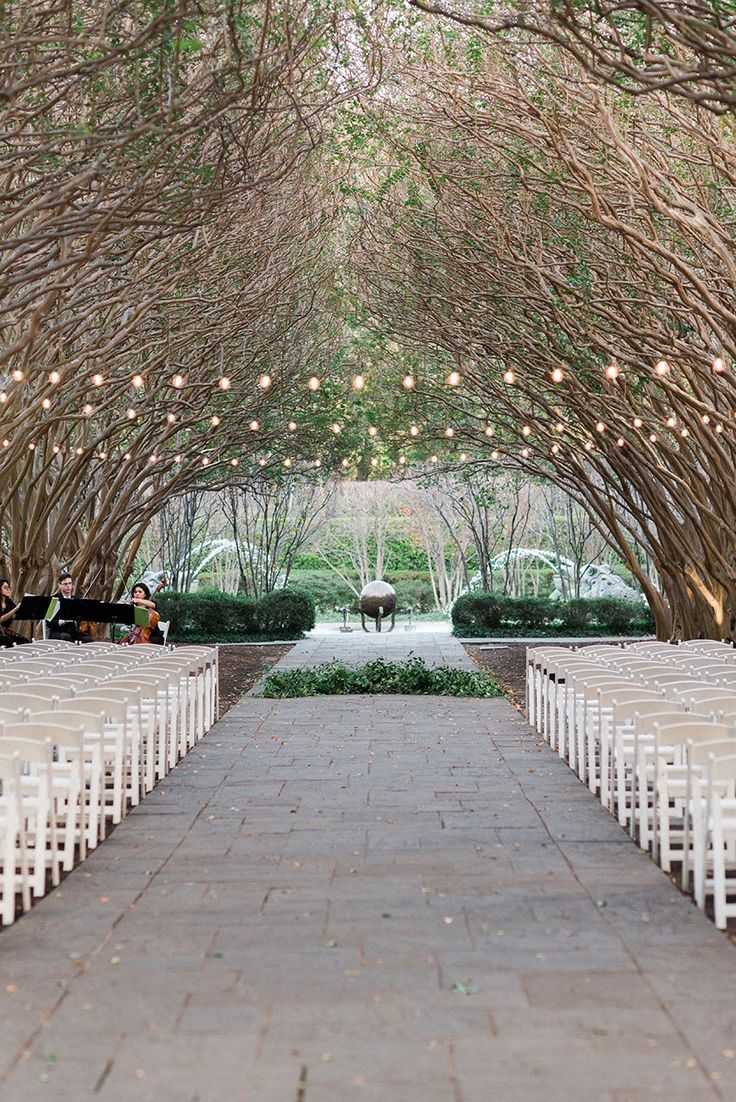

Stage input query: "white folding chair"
[{"left": 0, "top": 753, "right": 30, "bottom": 924}]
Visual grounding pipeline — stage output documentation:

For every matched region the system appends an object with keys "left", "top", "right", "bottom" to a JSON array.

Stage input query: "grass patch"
[{"left": 258, "top": 657, "right": 504, "bottom": 699}]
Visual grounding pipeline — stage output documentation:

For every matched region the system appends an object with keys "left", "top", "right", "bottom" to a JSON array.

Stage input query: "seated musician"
[
  {"left": 48, "top": 572, "right": 93, "bottom": 643},
  {"left": 0, "top": 578, "right": 31, "bottom": 646},
  {"left": 119, "top": 582, "right": 160, "bottom": 645}
]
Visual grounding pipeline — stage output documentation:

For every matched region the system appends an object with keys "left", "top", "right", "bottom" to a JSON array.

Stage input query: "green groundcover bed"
[{"left": 259, "top": 657, "right": 504, "bottom": 699}]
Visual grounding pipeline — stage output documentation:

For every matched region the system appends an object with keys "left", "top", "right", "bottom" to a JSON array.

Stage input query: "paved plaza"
[{"left": 1, "top": 635, "right": 735, "bottom": 1100}]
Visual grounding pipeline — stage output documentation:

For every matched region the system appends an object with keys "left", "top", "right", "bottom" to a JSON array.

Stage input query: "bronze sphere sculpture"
[{"left": 359, "top": 580, "right": 397, "bottom": 633}]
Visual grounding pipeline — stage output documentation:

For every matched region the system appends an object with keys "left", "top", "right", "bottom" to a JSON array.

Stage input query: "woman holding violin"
[
  {"left": 0, "top": 578, "right": 30, "bottom": 646},
  {"left": 119, "top": 582, "right": 160, "bottom": 645}
]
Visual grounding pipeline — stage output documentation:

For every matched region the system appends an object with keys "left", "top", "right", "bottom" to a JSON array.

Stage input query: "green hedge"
[
  {"left": 452, "top": 593, "right": 654, "bottom": 637},
  {"left": 155, "top": 587, "right": 315, "bottom": 642}
]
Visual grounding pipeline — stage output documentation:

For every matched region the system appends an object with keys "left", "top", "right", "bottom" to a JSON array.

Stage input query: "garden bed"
[{"left": 258, "top": 657, "right": 504, "bottom": 699}]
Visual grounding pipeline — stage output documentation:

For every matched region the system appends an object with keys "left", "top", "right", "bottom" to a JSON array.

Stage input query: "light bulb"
[
  {"left": 446, "top": 371, "right": 461, "bottom": 387},
  {"left": 11, "top": 370, "right": 24, "bottom": 382},
  {"left": 522, "top": 425, "right": 531, "bottom": 436},
  {"left": 99, "top": 452, "right": 107, "bottom": 461},
  {"left": 702, "top": 414, "right": 710, "bottom": 424},
  {"left": 307, "top": 376, "right": 320, "bottom": 391},
  {"left": 284, "top": 458, "right": 292, "bottom": 467},
  {"left": 666, "top": 415, "right": 676, "bottom": 427},
  {"left": 314, "top": 458, "right": 322, "bottom": 468},
  {"left": 713, "top": 357, "right": 725, "bottom": 373},
  {"left": 166, "top": 413, "right": 176, "bottom": 423},
  {"left": 92, "top": 373, "right": 104, "bottom": 387},
  {"left": 219, "top": 376, "right": 231, "bottom": 390},
  {"left": 655, "top": 359, "right": 670, "bottom": 376},
  {"left": 28, "top": 442, "right": 35, "bottom": 451},
  {"left": 503, "top": 369, "right": 515, "bottom": 384},
  {"left": 258, "top": 373, "right": 272, "bottom": 389},
  {"left": 430, "top": 454, "right": 438, "bottom": 463},
  {"left": 353, "top": 374, "right": 365, "bottom": 390},
  {"left": 485, "top": 425, "right": 494, "bottom": 436},
  {"left": 0, "top": 393, "right": 6, "bottom": 403},
  {"left": 230, "top": 457, "right": 239, "bottom": 466},
  {"left": 399, "top": 455, "right": 406, "bottom": 465},
  {"left": 491, "top": 450, "right": 500, "bottom": 460},
  {"left": 49, "top": 371, "right": 60, "bottom": 384},
  {"left": 633, "top": 417, "right": 643, "bottom": 428},
  {"left": 126, "top": 408, "right": 136, "bottom": 419},
  {"left": 202, "top": 456, "right": 210, "bottom": 466},
  {"left": 52, "top": 444, "right": 60, "bottom": 454},
  {"left": 83, "top": 404, "right": 93, "bottom": 416},
  {"left": 460, "top": 452, "right": 468, "bottom": 461},
  {"left": 258, "top": 457, "right": 267, "bottom": 467},
  {"left": 605, "top": 364, "right": 620, "bottom": 380},
  {"left": 556, "top": 422, "right": 564, "bottom": 432},
  {"left": 402, "top": 374, "right": 415, "bottom": 390},
  {"left": 331, "top": 423, "right": 342, "bottom": 434},
  {"left": 596, "top": 421, "right": 605, "bottom": 432},
  {"left": 410, "top": 424, "right": 419, "bottom": 437},
  {"left": 174, "top": 453, "right": 182, "bottom": 463},
  {"left": 551, "top": 368, "right": 564, "bottom": 383},
  {"left": 75, "top": 446, "right": 83, "bottom": 456},
  {"left": 551, "top": 443, "right": 560, "bottom": 454},
  {"left": 680, "top": 428, "right": 689, "bottom": 437},
  {"left": 249, "top": 420, "right": 259, "bottom": 431},
  {"left": 287, "top": 421, "right": 297, "bottom": 432},
  {"left": 211, "top": 415, "right": 221, "bottom": 426},
  {"left": 148, "top": 454, "right": 157, "bottom": 464},
  {"left": 445, "top": 427, "right": 454, "bottom": 437},
  {"left": 368, "top": 426, "right": 378, "bottom": 437},
  {"left": 521, "top": 447, "right": 530, "bottom": 457},
  {"left": 341, "top": 458, "right": 349, "bottom": 468},
  {"left": 172, "top": 374, "right": 185, "bottom": 388},
  {"left": 2, "top": 439, "right": 9, "bottom": 448},
  {"left": 371, "top": 457, "right": 378, "bottom": 467},
  {"left": 132, "top": 374, "right": 144, "bottom": 388},
  {"left": 716, "top": 423, "right": 724, "bottom": 433},
  {"left": 617, "top": 437, "right": 625, "bottom": 447},
  {"left": 649, "top": 433, "right": 657, "bottom": 442},
  {"left": 585, "top": 441, "right": 593, "bottom": 451},
  {"left": 42, "top": 398, "right": 51, "bottom": 410}
]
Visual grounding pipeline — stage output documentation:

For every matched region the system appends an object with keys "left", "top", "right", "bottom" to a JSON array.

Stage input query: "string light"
[
  {"left": 249, "top": 420, "right": 259, "bottom": 431},
  {"left": 367, "top": 426, "right": 378, "bottom": 437},
  {"left": 28, "top": 443, "right": 35, "bottom": 451},
  {"left": 0, "top": 393, "right": 6, "bottom": 403},
  {"left": 503, "top": 369, "right": 515, "bottom": 384},
  {"left": 713, "top": 357, "right": 725, "bottom": 373},
  {"left": 521, "top": 447, "right": 530, "bottom": 457},
  {"left": 172, "top": 374, "right": 185, "bottom": 388},
  {"left": 551, "top": 368, "right": 564, "bottom": 383},
  {"left": 230, "top": 458, "right": 239, "bottom": 466},
  {"left": 702, "top": 414, "right": 710, "bottom": 425},
  {"left": 75, "top": 446, "right": 83, "bottom": 456},
  {"left": 398, "top": 455, "right": 406, "bottom": 465},
  {"left": 666, "top": 415, "right": 677, "bottom": 427},
  {"left": 83, "top": 404, "right": 93, "bottom": 416},
  {"left": 445, "top": 427, "right": 454, "bottom": 438},
  {"left": 430, "top": 454, "right": 438, "bottom": 463},
  {"left": 352, "top": 374, "right": 365, "bottom": 390},
  {"left": 595, "top": 421, "right": 605, "bottom": 433},
  {"left": 604, "top": 364, "right": 620, "bottom": 380},
  {"left": 132, "top": 374, "right": 144, "bottom": 388},
  {"left": 485, "top": 426, "right": 494, "bottom": 436},
  {"left": 331, "top": 423, "right": 342, "bottom": 434},
  {"left": 649, "top": 433, "right": 657, "bottom": 443},
  {"left": 655, "top": 359, "right": 670, "bottom": 376},
  {"left": 211, "top": 415, "right": 220, "bottom": 426},
  {"left": 584, "top": 441, "right": 594, "bottom": 451},
  {"left": 148, "top": 454, "right": 157, "bottom": 464},
  {"left": 259, "top": 457, "right": 267, "bottom": 467},
  {"left": 617, "top": 437, "right": 625, "bottom": 447},
  {"left": 551, "top": 443, "right": 560, "bottom": 454},
  {"left": 49, "top": 371, "right": 60, "bottom": 384},
  {"left": 166, "top": 413, "right": 176, "bottom": 423},
  {"left": 202, "top": 457, "right": 210, "bottom": 466},
  {"left": 92, "top": 373, "right": 104, "bottom": 386},
  {"left": 446, "top": 371, "right": 461, "bottom": 387},
  {"left": 716, "top": 423, "right": 724, "bottom": 433},
  {"left": 11, "top": 370, "right": 24, "bottom": 382},
  {"left": 42, "top": 398, "right": 51, "bottom": 410},
  {"left": 314, "top": 458, "right": 322, "bottom": 468},
  {"left": 491, "top": 450, "right": 500, "bottom": 460},
  {"left": 409, "top": 424, "right": 420, "bottom": 437},
  {"left": 633, "top": 417, "right": 643, "bottom": 428},
  {"left": 308, "top": 376, "right": 320, "bottom": 391},
  {"left": 521, "top": 425, "right": 531, "bottom": 437},
  {"left": 283, "top": 458, "right": 292, "bottom": 467},
  {"left": 126, "top": 408, "right": 136, "bottom": 419},
  {"left": 218, "top": 376, "right": 231, "bottom": 390},
  {"left": 555, "top": 422, "right": 564, "bottom": 432},
  {"left": 680, "top": 428, "right": 689, "bottom": 437},
  {"left": 258, "top": 373, "right": 272, "bottom": 389},
  {"left": 2, "top": 439, "right": 8, "bottom": 448},
  {"left": 174, "top": 453, "right": 182, "bottom": 463},
  {"left": 402, "top": 374, "right": 415, "bottom": 390},
  {"left": 287, "top": 421, "right": 297, "bottom": 432},
  {"left": 460, "top": 452, "right": 468, "bottom": 461},
  {"left": 371, "top": 457, "right": 378, "bottom": 467},
  {"left": 52, "top": 444, "right": 60, "bottom": 454}
]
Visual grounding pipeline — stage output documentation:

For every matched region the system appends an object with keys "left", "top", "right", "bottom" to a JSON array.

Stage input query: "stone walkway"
[{"left": 0, "top": 636, "right": 735, "bottom": 1100}]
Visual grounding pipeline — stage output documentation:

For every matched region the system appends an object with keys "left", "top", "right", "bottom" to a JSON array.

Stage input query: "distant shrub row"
[
  {"left": 156, "top": 588, "right": 315, "bottom": 642},
  {"left": 452, "top": 594, "right": 654, "bottom": 637}
]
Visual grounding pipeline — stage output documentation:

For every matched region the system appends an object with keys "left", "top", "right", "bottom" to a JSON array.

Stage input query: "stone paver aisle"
[{"left": 0, "top": 636, "right": 735, "bottom": 1100}]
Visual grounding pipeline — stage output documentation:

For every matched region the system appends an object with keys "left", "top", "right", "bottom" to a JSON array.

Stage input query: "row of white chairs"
[
  {"left": 527, "top": 639, "right": 736, "bottom": 928},
  {"left": 0, "top": 639, "right": 218, "bottom": 924}
]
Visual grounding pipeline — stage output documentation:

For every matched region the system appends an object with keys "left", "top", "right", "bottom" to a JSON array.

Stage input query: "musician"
[
  {"left": 0, "top": 578, "right": 30, "bottom": 646},
  {"left": 48, "top": 572, "right": 93, "bottom": 643},
  {"left": 119, "top": 582, "right": 160, "bottom": 645}
]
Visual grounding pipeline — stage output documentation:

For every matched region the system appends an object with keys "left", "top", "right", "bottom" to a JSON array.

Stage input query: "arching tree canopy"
[{"left": 2, "top": 0, "right": 736, "bottom": 638}]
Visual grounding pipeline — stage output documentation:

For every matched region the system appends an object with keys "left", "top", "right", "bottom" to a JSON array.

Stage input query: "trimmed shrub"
[
  {"left": 155, "top": 587, "right": 313, "bottom": 642},
  {"left": 452, "top": 593, "right": 652, "bottom": 637},
  {"left": 288, "top": 569, "right": 358, "bottom": 612}
]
